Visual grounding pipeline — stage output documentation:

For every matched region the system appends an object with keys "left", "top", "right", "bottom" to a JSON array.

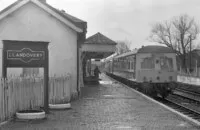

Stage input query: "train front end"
[{"left": 136, "top": 46, "right": 177, "bottom": 98}]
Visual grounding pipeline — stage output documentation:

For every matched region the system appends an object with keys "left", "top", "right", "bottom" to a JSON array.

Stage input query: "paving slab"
[{"left": 1, "top": 74, "right": 199, "bottom": 130}]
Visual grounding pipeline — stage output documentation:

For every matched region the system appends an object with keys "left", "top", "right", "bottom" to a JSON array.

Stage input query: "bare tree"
[
  {"left": 150, "top": 14, "right": 199, "bottom": 69},
  {"left": 115, "top": 40, "right": 131, "bottom": 54}
]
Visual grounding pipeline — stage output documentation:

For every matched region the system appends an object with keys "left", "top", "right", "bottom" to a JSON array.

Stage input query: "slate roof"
[
  {"left": 0, "top": 0, "right": 87, "bottom": 32},
  {"left": 85, "top": 32, "right": 117, "bottom": 45},
  {"left": 44, "top": 4, "right": 87, "bottom": 32},
  {"left": 137, "top": 45, "right": 175, "bottom": 53}
]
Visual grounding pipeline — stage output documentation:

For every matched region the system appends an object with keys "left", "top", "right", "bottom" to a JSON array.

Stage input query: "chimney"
[{"left": 39, "top": 0, "right": 46, "bottom": 3}]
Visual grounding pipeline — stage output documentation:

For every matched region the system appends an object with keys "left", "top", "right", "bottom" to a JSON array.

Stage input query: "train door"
[
  {"left": 155, "top": 57, "right": 161, "bottom": 70},
  {"left": 154, "top": 54, "right": 165, "bottom": 70}
]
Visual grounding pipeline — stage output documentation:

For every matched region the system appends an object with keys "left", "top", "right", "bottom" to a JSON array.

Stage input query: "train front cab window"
[
  {"left": 140, "top": 55, "right": 174, "bottom": 71},
  {"left": 160, "top": 56, "right": 174, "bottom": 71},
  {"left": 141, "top": 56, "right": 155, "bottom": 69}
]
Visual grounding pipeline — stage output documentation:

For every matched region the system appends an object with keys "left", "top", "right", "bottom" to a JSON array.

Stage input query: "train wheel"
[
  {"left": 141, "top": 82, "right": 148, "bottom": 93},
  {"left": 161, "top": 93, "right": 168, "bottom": 99},
  {"left": 150, "top": 84, "right": 157, "bottom": 98},
  {"left": 169, "top": 82, "right": 177, "bottom": 92},
  {"left": 160, "top": 83, "right": 170, "bottom": 99},
  {"left": 142, "top": 82, "right": 154, "bottom": 96},
  {"left": 137, "top": 83, "right": 143, "bottom": 92}
]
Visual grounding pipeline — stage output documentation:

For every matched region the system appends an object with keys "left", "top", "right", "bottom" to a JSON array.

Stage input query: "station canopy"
[{"left": 81, "top": 32, "right": 117, "bottom": 59}]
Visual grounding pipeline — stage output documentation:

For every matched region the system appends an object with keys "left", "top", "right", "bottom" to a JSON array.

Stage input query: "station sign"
[
  {"left": 3, "top": 40, "right": 48, "bottom": 67},
  {"left": 2, "top": 40, "right": 49, "bottom": 113},
  {"left": 7, "top": 48, "right": 45, "bottom": 63}
]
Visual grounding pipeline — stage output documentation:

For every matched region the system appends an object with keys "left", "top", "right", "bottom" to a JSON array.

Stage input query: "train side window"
[
  {"left": 156, "top": 59, "right": 159, "bottom": 64},
  {"left": 130, "top": 61, "right": 133, "bottom": 70},
  {"left": 131, "top": 61, "right": 134, "bottom": 70}
]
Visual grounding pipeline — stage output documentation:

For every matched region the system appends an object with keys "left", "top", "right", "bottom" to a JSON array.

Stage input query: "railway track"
[
  {"left": 162, "top": 95, "right": 200, "bottom": 121},
  {"left": 167, "top": 88, "right": 200, "bottom": 121},
  {"left": 105, "top": 73, "right": 200, "bottom": 124},
  {"left": 173, "top": 88, "right": 200, "bottom": 102}
]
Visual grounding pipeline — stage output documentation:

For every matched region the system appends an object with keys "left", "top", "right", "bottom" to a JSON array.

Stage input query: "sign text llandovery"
[{"left": 7, "top": 48, "right": 45, "bottom": 63}]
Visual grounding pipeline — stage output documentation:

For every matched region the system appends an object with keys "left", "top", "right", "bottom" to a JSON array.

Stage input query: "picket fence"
[
  {"left": 0, "top": 75, "right": 72, "bottom": 122},
  {"left": 177, "top": 75, "right": 200, "bottom": 86}
]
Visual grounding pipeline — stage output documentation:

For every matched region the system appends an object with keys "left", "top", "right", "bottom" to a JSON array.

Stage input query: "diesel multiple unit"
[{"left": 104, "top": 45, "right": 177, "bottom": 98}]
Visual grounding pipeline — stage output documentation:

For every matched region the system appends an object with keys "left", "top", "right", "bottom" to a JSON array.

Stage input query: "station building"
[
  {"left": 0, "top": 0, "right": 116, "bottom": 97},
  {"left": 0, "top": 0, "right": 87, "bottom": 96}
]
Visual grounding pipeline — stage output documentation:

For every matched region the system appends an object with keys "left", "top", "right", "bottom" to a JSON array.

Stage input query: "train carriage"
[
  {"left": 136, "top": 46, "right": 177, "bottom": 97},
  {"left": 112, "top": 50, "right": 137, "bottom": 81},
  {"left": 104, "top": 45, "right": 177, "bottom": 98}
]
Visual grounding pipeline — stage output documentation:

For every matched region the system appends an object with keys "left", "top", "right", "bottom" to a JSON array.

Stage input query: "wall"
[{"left": 0, "top": 2, "right": 78, "bottom": 92}]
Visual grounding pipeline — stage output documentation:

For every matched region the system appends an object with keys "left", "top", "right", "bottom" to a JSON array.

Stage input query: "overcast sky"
[{"left": 0, "top": 0, "right": 200, "bottom": 49}]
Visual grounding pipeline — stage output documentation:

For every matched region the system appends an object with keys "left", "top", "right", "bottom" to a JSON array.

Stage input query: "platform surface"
[{"left": 1, "top": 74, "right": 199, "bottom": 130}]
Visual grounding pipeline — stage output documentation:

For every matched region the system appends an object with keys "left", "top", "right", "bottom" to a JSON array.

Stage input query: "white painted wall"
[{"left": 0, "top": 2, "right": 78, "bottom": 92}]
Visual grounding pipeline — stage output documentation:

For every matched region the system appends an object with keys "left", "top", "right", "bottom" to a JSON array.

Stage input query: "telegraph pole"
[{"left": 189, "top": 35, "right": 192, "bottom": 72}]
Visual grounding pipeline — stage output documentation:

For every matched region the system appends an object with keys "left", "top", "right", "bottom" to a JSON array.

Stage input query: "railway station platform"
[{"left": 1, "top": 74, "right": 199, "bottom": 130}]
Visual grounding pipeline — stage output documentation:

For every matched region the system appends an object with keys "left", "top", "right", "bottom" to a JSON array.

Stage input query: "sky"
[{"left": 0, "top": 0, "right": 200, "bottom": 49}]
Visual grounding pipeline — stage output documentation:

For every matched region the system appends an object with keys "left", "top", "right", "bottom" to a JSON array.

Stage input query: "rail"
[{"left": 164, "top": 95, "right": 200, "bottom": 122}]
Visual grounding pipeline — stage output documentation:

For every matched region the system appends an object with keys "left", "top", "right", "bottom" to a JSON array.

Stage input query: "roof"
[
  {"left": 44, "top": 6, "right": 87, "bottom": 32},
  {"left": 137, "top": 45, "right": 175, "bottom": 53},
  {"left": 114, "top": 49, "right": 138, "bottom": 59},
  {"left": 0, "top": 0, "right": 87, "bottom": 33},
  {"left": 104, "top": 53, "right": 118, "bottom": 62},
  {"left": 84, "top": 32, "right": 117, "bottom": 45}
]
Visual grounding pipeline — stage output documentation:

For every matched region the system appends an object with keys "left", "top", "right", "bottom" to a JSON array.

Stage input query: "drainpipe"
[
  {"left": 77, "top": 32, "right": 85, "bottom": 96},
  {"left": 77, "top": 36, "right": 80, "bottom": 96}
]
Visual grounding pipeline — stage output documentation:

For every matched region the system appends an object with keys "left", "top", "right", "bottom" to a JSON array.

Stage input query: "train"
[{"left": 103, "top": 45, "right": 177, "bottom": 98}]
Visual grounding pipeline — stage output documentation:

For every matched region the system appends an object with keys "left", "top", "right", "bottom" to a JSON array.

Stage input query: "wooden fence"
[
  {"left": 0, "top": 75, "right": 72, "bottom": 122},
  {"left": 49, "top": 76, "right": 71, "bottom": 104},
  {"left": 177, "top": 75, "right": 200, "bottom": 86},
  {"left": 178, "top": 67, "right": 200, "bottom": 77}
]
